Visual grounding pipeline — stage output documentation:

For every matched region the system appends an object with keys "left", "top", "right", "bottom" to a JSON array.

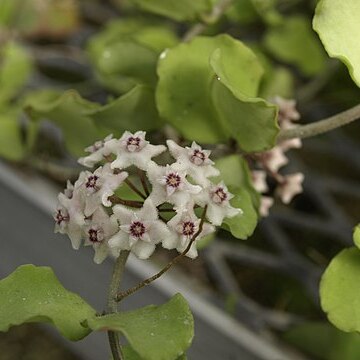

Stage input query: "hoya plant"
[{"left": 0, "top": 0, "right": 360, "bottom": 358}]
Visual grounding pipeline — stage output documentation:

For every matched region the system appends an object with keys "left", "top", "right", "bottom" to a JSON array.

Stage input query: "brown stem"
[
  {"left": 107, "top": 251, "right": 130, "bottom": 360},
  {"left": 278, "top": 103, "right": 360, "bottom": 142},
  {"left": 124, "top": 178, "right": 147, "bottom": 199},
  {"left": 115, "top": 206, "right": 208, "bottom": 302},
  {"left": 182, "top": 0, "right": 234, "bottom": 42},
  {"left": 138, "top": 169, "right": 150, "bottom": 196},
  {"left": 108, "top": 195, "right": 143, "bottom": 208}
]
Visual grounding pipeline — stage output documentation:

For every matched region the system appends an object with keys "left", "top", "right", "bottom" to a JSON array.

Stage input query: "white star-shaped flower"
[
  {"left": 273, "top": 96, "right": 300, "bottom": 124},
  {"left": 77, "top": 163, "right": 128, "bottom": 217},
  {"left": 251, "top": 170, "right": 268, "bottom": 193},
  {"left": 276, "top": 172, "right": 304, "bottom": 204},
  {"left": 108, "top": 199, "right": 170, "bottom": 259},
  {"left": 259, "top": 196, "right": 274, "bottom": 217},
  {"left": 78, "top": 134, "right": 118, "bottom": 168},
  {"left": 163, "top": 206, "right": 215, "bottom": 258},
  {"left": 147, "top": 162, "right": 202, "bottom": 209},
  {"left": 262, "top": 147, "right": 288, "bottom": 173},
  {"left": 83, "top": 207, "right": 118, "bottom": 264},
  {"left": 54, "top": 181, "right": 86, "bottom": 250},
  {"left": 110, "top": 131, "right": 166, "bottom": 171},
  {"left": 166, "top": 140, "right": 219, "bottom": 186},
  {"left": 195, "top": 182, "right": 242, "bottom": 226}
]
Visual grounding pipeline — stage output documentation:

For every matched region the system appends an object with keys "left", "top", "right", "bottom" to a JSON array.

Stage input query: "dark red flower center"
[
  {"left": 190, "top": 149, "right": 206, "bottom": 165},
  {"left": 166, "top": 173, "right": 181, "bottom": 188},
  {"left": 182, "top": 221, "right": 195, "bottom": 237},
  {"left": 88, "top": 228, "right": 100, "bottom": 242},
  {"left": 212, "top": 187, "right": 227, "bottom": 203},
  {"left": 86, "top": 175, "right": 99, "bottom": 189},
  {"left": 130, "top": 221, "right": 146, "bottom": 238},
  {"left": 55, "top": 209, "right": 69, "bottom": 225}
]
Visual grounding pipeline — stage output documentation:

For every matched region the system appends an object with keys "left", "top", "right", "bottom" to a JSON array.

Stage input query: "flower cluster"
[
  {"left": 55, "top": 131, "right": 242, "bottom": 264},
  {"left": 250, "top": 97, "right": 304, "bottom": 216}
]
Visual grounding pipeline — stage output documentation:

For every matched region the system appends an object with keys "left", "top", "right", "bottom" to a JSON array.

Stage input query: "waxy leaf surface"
[{"left": 0, "top": 265, "right": 96, "bottom": 341}]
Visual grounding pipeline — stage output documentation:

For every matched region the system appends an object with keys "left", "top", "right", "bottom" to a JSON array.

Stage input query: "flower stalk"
[
  {"left": 278, "top": 103, "right": 360, "bottom": 142},
  {"left": 107, "top": 250, "right": 130, "bottom": 360}
]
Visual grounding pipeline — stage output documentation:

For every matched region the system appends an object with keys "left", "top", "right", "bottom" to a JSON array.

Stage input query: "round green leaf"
[
  {"left": 211, "top": 77, "right": 278, "bottom": 152},
  {"left": 96, "top": 41, "right": 158, "bottom": 86},
  {"left": 222, "top": 186, "right": 258, "bottom": 240},
  {"left": 320, "top": 247, "right": 360, "bottom": 333},
  {"left": 87, "top": 19, "right": 178, "bottom": 94},
  {"left": 313, "top": 0, "right": 360, "bottom": 87},
  {"left": 129, "top": 0, "right": 212, "bottom": 22},
  {"left": 0, "top": 116, "right": 24, "bottom": 161},
  {"left": 0, "top": 265, "right": 96, "bottom": 341},
  {"left": 122, "top": 346, "right": 187, "bottom": 360},
  {"left": 264, "top": 16, "right": 326, "bottom": 76},
  {"left": 354, "top": 225, "right": 360, "bottom": 249},
  {"left": 156, "top": 35, "right": 272, "bottom": 145},
  {"left": 88, "top": 294, "right": 194, "bottom": 360},
  {"left": 88, "top": 85, "right": 162, "bottom": 135},
  {"left": 23, "top": 89, "right": 106, "bottom": 156},
  {"left": 0, "top": 42, "right": 33, "bottom": 104},
  {"left": 284, "top": 322, "right": 360, "bottom": 360}
]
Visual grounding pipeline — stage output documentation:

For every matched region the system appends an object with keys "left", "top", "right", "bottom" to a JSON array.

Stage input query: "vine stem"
[
  {"left": 277, "top": 103, "right": 360, "bottom": 142},
  {"left": 182, "top": 0, "right": 233, "bottom": 42},
  {"left": 115, "top": 206, "right": 208, "bottom": 302},
  {"left": 107, "top": 251, "right": 130, "bottom": 360}
]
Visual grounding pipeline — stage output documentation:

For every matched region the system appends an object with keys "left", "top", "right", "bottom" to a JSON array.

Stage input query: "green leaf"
[
  {"left": 320, "top": 247, "right": 360, "bottom": 333},
  {"left": 284, "top": 322, "right": 360, "bottom": 360},
  {"left": 87, "top": 19, "right": 178, "bottom": 94},
  {"left": 95, "top": 41, "right": 158, "bottom": 87},
  {"left": 259, "top": 67, "right": 295, "bottom": 99},
  {"left": 157, "top": 34, "right": 277, "bottom": 150},
  {"left": 88, "top": 294, "right": 193, "bottom": 360},
  {"left": 210, "top": 49, "right": 279, "bottom": 152},
  {"left": 0, "top": 265, "right": 96, "bottom": 341},
  {"left": 214, "top": 154, "right": 260, "bottom": 211},
  {"left": 0, "top": 0, "right": 79, "bottom": 38},
  {"left": 0, "top": 42, "right": 33, "bottom": 104},
  {"left": 313, "top": 0, "right": 360, "bottom": 87},
  {"left": 130, "top": 0, "right": 212, "bottom": 22},
  {"left": 223, "top": 186, "right": 258, "bottom": 240},
  {"left": 214, "top": 155, "right": 259, "bottom": 239},
  {"left": 0, "top": 109, "right": 24, "bottom": 160},
  {"left": 264, "top": 16, "right": 326, "bottom": 76},
  {"left": 354, "top": 225, "right": 360, "bottom": 249},
  {"left": 88, "top": 85, "right": 162, "bottom": 135},
  {"left": 23, "top": 89, "right": 106, "bottom": 156},
  {"left": 122, "top": 346, "right": 187, "bottom": 360}
]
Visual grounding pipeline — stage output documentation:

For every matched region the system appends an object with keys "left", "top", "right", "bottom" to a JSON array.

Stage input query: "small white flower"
[
  {"left": 163, "top": 206, "right": 215, "bottom": 258},
  {"left": 280, "top": 138, "right": 302, "bottom": 152},
  {"left": 78, "top": 134, "right": 117, "bottom": 168},
  {"left": 259, "top": 196, "right": 274, "bottom": 217},
  {"left": 84, "top": 207, "right": 118, "bottom": 264},
  {"left": 262, "top": 147, "right": 288, "bottom": 173},
  {"left": 55, "top": 181, "right": 85, "bottom": 250},
  {"left": 167, "top": 140, "right": 219, "bottom": 185},
  {"left": 195, "top": 182, "right": 242, "bottom": 226},
  {"left": 251, "top": 170, "right": 268, "bottom": 193},
  {"left": 277, "top": 172, "right": 304, "bottom": 204},
  {"left": 273, "top": 96, "right": 300, "bottom": 124},
  {"left": 111, "top": 131, "right": 166, "bottom": 171},
  {"left": 78, "top": 163, "right": 128, "bottom": 217},
  {"left": 109, "top": 199, "right": 170, "bottom": 259},
  {"left": 147, "top": 163, "right": 202, "bottom": 208}
]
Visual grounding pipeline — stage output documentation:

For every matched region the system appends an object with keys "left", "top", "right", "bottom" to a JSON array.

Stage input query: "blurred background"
[{"left": 0, "top": 0, "right": 360, "bottom": 359}]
